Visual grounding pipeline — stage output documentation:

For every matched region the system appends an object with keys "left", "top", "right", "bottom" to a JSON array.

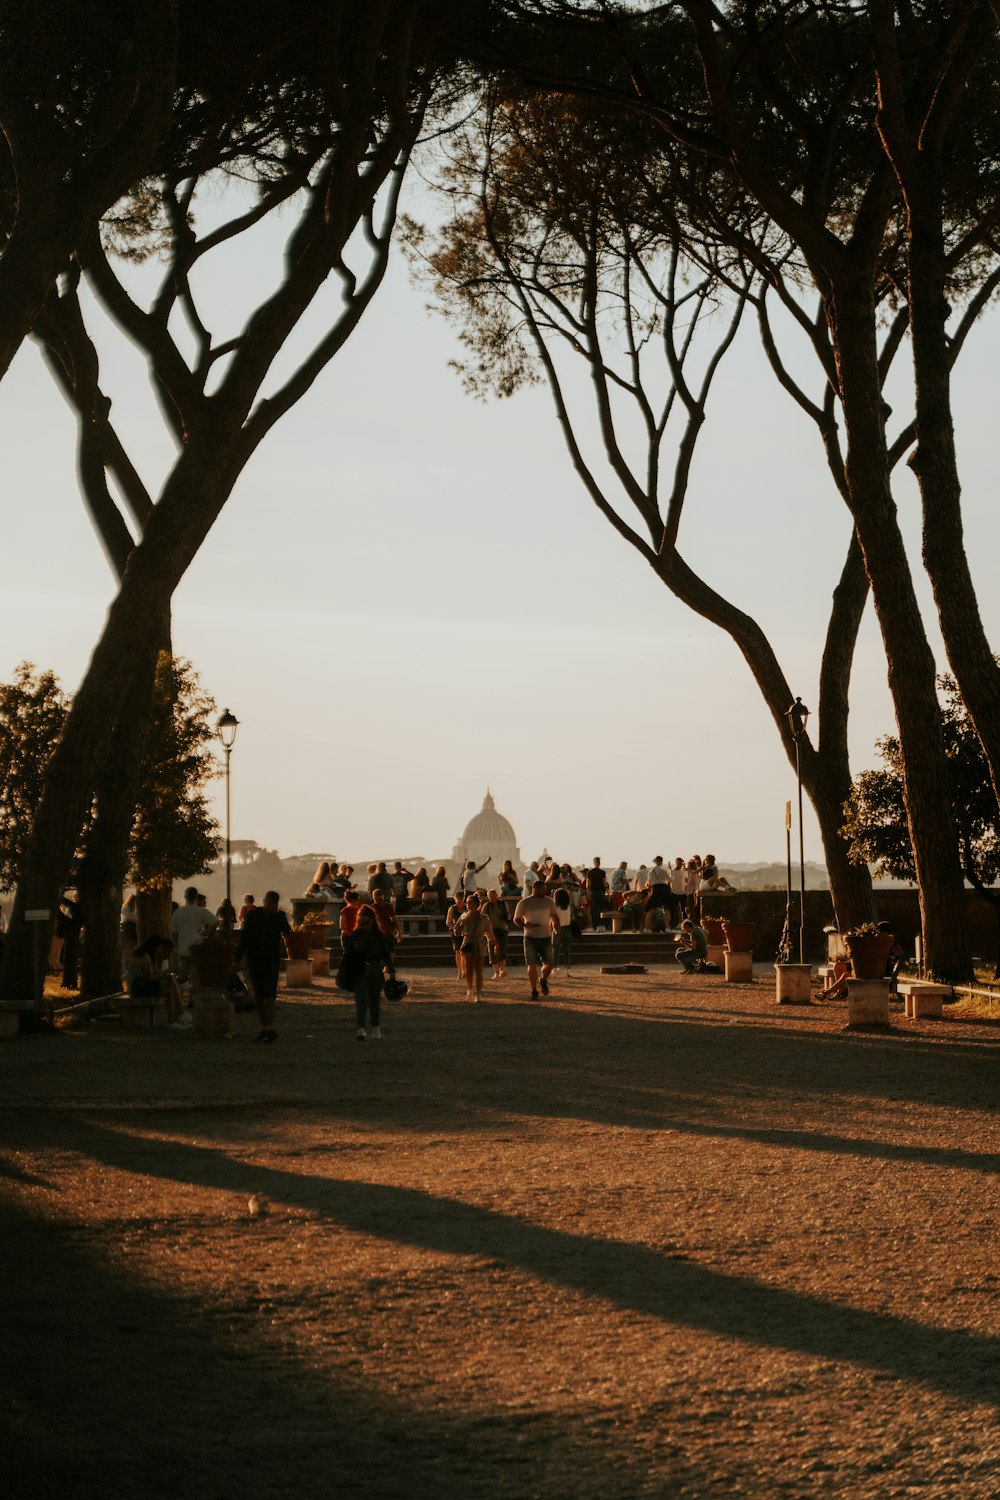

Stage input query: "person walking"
[
  {"left": 553, "top": 887, "right": 574, "bottom": 975},
  {"left": 453, "top": 893, "right": 495, "bottom": 1002},
  {"left": 446, "top": 891, "right": 468, "bottom": 985},
  {"left": 513, "top": 879, "right": 559, "bottom": 1000},
  {"left": 483, "top": 889, "right": 509, "bottom": 979},
  {"left": 370, "top": 888, "right": 402, "bottom": 968},
  {"left": 338, "top": 888, "right": 362, "bottom": 944},
  {"left": 234, "top": 890, "right": 292, "bottom": 1043},
  {"left": 342, "top": 905, "right": 390, "bottom": 1040}
]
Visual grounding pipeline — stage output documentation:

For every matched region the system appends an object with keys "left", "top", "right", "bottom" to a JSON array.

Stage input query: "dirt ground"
[{"left": 1, "top": 964, "right": 998, "bottom": 1500}]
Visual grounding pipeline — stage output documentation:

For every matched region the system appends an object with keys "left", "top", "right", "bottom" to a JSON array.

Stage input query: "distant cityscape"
[{"left": 192, "top": 791, "right": 918, "bottom": 907}]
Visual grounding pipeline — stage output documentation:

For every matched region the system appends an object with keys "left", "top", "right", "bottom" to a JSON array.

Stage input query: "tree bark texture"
[
  {"left": 830, "top": 278, "right": 971, "bottom": 980},
  {"left": 76, "top": 627, "right": 166, "bottom": 998}
]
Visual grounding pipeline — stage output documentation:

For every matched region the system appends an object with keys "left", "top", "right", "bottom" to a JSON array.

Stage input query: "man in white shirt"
[
  {"left": 522, "top": 861, "right": 540, "bottom": 893},
  {"left": 513, "top": 880, "right": 559, "bottom": 1000},
  {"left": 460, "top": 857, "right": 490, "bottom": 895},
  {"left": 169, "top": 886, "right": 217, "bottom": 981}
]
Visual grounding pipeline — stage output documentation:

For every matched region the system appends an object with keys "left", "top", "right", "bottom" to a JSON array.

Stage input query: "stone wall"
[{"left": 702, "top": 889, "right": 999, "bottom": 966}]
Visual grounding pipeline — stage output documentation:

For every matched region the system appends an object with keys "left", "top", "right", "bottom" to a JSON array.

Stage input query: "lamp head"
[
  {"left": 786, "top": 697, "right": 809, "bottom": 739},
  {"left": 217, "top": 708, "right": 239, "bottom": 750}
]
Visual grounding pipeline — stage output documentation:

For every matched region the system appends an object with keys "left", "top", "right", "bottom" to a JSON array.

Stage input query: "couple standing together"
[{"left": 452, "top": 881, "right": 560, "bottom": 1002}]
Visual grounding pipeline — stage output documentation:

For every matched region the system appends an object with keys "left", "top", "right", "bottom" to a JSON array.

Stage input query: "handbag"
[{"left": 335, "top": 945, "right": 367, "bottom": 992}]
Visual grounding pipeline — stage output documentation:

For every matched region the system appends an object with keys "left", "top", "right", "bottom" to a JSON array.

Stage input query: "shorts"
[
  {"left": 248, "top": 961, "right": 281, "bottom": 1002},
  {"left": 523, "top": 935, "right": 553, "bottom": 967}
]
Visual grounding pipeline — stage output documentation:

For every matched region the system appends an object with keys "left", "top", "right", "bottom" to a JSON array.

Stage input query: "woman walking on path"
[
  {"left": 446, "top": 891, "right": 468, "bottom": 985},
  {"left": 453, "top": 893, "right": 495, "bottom": 1003},
  {"left": 483, "top": 889, "right": 509, "bottom": 980},
  {"left": 553, "top": 888, "right": 574, "bottom": 975},
  {"left": 343, "top": 905, "right": 390, "bottom": 1041}
]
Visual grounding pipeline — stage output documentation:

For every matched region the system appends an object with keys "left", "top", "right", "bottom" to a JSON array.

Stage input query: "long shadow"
[
  {"left": 0, "top": 1192, "right": 707, "bottom": 1500},
  {"left": 67, "top": 1118, "right": 1000, "bottom": 1409}
]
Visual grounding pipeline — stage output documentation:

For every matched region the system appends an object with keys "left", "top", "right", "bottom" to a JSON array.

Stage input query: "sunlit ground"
[{"left": 2, "top": 968, "right": 998, "bottom": 1498}]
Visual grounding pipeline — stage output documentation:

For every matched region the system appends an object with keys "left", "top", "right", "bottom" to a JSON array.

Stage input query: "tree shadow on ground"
[
  {"left": 61, "top": 1119, "right": 1000, "bottom": 1411},
  {"left": 0, "top": 1191, "right": 714, "bottom": 1500}
]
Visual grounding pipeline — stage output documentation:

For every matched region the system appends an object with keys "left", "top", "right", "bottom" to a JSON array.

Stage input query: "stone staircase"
[{"left": 391, "top": 931, "right": 683, "bottom": 970}]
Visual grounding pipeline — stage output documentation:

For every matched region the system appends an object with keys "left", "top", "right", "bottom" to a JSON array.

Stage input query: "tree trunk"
[
  {"left": 830, "top": 277, "right": 971, "bottom": 980},
  {"left": 0, "top": 448, "right": 235, "bottom": 1006},
  {"left": 809, "top": 774, "right": 878, "bottom": 932},
  {"left": 903, "top": 179, "right": 1000, "bottom": 825},
  {"left": 76, "top": 609, "right": 170, "bottom": 997},
  {"left": 136, "top": 886, "right": 172, "bottom": 947}
]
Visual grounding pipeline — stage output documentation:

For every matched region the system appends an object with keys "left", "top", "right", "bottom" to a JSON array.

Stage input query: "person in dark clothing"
[
  {"left": 56, "top": 893, "right": 84, "bottom": 990},
  {"left": 234, "top": 889, "right": 291, "bottom": 1043},
  {"left": 585, "top": 860, "right": 609, "bottom": 932},
  {"left": 343, "top": 904, "right": 390, "bottom": 1041}
]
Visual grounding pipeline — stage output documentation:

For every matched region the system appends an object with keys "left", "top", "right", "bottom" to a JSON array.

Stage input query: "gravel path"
[{"left": 1, "top": 965, "right": 997, "bottom": 1499}]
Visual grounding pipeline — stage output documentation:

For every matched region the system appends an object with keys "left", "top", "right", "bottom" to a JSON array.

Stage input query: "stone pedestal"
[
  {"left": 845, "top": 978, "right": 890, "bottom": 1028},
  {"left": 608, "top": 911, "right": 626, "bottom": 934},
  {"left": 724, "top": 950, "right": 753, "bottom": 982},
  {"left": 191, "top": 988, "right": 235, "bottom": 1038},
  {"left": 310, "top": 948, "right": 330, "bottom": 977},
  {"left": 0, "top": 1006, "right": 22, "bottom": 1038},
  {"left": 283, "top": 958, "right": 313, "bottom": 988},
  {"left": 775, "top": 963, "right": 813, "bottom": 1005},
  {"left": 706, "top": 943, "right": 726, "bottom": 971}
]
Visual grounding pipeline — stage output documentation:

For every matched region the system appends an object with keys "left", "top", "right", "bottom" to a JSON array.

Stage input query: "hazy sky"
[{"left": 2, "top": 165, "right": 998, "bottom": 873}]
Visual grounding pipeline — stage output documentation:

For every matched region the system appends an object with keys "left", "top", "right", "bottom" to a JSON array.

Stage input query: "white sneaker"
[
  {"left": 371, "top": 1026, "right": 382, "bottom": 1039},
  {"left": 356, "top": 1028, "right": 367, "bottom": 1041}
]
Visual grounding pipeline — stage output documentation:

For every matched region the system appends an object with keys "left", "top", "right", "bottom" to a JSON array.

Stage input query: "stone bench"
[
  {"left": 114, "top": 995, "right": 168, "bottom": 1028},
  {"left": 896, "top": 979, "right": 952, "bottom": 1020}
]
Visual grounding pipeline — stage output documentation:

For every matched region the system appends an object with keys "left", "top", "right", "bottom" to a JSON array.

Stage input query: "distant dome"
[
  {"left": 451, "top": 789, "right": 522, "bottom": 874},
  {"left": 462, "top": 790, "right": 516, "bottom": 847}
]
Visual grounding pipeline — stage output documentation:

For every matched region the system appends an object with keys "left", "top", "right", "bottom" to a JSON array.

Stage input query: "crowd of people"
[
  {"left": 303, "top": 853, "right": 737, "bottom": 1007},
  {"left": 303, "top": 852, "right": 734, "bottom": 928},
  {"left": 105, "top": 853, "right": 736, "bottom": 1043}
]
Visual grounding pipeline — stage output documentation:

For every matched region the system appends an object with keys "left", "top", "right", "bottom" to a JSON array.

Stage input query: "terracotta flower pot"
[
  {"left": 190, "top": 936, "right": 237, "bottom": 988},
  {"left": 845, "top": 932, "right": 893, "bottom": 980},
  {"left": 285, "top": 928, "right": 315, "bottom": 961},
  {"left": 702, "top": 916, "right": 726, "bottom": 945},
  {"left": 301, "top": 922, "right": 332, "bottom": 951},
  {"left": 721, "top": 919, "right": 756, "bottom": 953}
]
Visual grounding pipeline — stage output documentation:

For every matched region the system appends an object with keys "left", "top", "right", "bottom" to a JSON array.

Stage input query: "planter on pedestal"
[
  {"left": 702, "top": 916, "right": 726, "bottom": 946},
  {"left": 845, "top": 931, "right": 893, "bottom": 980}
]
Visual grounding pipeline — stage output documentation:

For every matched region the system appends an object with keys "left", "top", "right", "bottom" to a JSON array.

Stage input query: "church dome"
[
  {"left": 451, "top": 789, "right": 522, "bottom": 873},
  {"left": 461, "top": 790, "right": 516, "bottom": 847}
]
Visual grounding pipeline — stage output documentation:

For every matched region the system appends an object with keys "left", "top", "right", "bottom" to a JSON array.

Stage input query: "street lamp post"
[
  {"left": 216, "top": 709, "right": 239, "bottom": 932},
  {"left": 785, "top": 697, "right": 809, "bottom": 965}
]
